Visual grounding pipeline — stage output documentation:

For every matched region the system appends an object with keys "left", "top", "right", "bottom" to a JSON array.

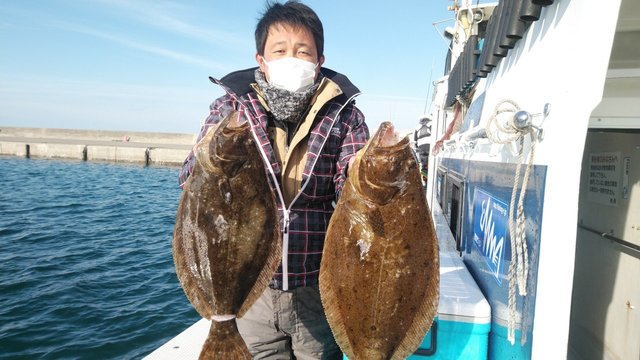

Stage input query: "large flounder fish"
[
  {"left": 173, "top": 111, "right": 281, "bottom": 360},
  {"left": 320, "top": 121, "right": 439, "bottom": 360}
]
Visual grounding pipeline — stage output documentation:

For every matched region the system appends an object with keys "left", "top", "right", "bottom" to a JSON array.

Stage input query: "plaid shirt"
[{"left": 178, "top": 68, "right": 369, "bottom": 290}]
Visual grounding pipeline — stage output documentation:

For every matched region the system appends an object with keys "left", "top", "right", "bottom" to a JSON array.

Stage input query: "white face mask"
[{"left": 263, "top": 57, "right": 318, "bottom": 92}]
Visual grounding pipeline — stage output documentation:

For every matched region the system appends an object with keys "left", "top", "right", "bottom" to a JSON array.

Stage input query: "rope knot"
[{"left": 486, "top": 99, "right": 541, "bottom": 345}]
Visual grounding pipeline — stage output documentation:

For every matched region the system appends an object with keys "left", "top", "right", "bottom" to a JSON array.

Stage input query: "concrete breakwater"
[{"left": 0, "top": 127, "right": 197, "bottom": 166}]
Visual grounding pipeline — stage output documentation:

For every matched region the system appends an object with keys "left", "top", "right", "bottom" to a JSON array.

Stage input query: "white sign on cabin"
[{"left": 587, "top": 152, "right": 621, "bottom": 206}]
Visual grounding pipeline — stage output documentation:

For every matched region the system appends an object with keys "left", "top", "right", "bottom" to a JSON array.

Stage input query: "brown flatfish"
[
  {"left": 320, "top": 121, "right": 439, "bottom": 360},
  {"left": 172, "top": 111, "right": 281, "bottom": 360}
]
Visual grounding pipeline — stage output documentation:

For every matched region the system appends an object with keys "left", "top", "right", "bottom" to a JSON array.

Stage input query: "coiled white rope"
[{"left": 485, "top": 100, "right": 538, "bottom": 345}]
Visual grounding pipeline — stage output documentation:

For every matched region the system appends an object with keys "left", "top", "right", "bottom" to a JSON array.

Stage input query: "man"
[{"left": 178, "top": 1, "right": 368, "bottom": 358}]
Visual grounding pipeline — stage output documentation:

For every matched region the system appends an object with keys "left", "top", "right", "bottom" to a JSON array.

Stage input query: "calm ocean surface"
[{"left": 0, "top": 156, "right": 199, "bottom": 359}]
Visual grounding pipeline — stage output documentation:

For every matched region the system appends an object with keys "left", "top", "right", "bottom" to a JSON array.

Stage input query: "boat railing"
[{"left": 577, "top": 223, "right": 640, "bottom": 259}]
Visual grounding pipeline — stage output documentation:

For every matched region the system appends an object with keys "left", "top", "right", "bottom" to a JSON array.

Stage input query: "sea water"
[{"left": 0, "top": 156, "right": 199, "bottom": 359}]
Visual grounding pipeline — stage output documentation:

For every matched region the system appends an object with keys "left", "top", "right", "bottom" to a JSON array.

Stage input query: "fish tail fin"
[{"left": 199, "top": 319, "right": 251, "bottom": 360}]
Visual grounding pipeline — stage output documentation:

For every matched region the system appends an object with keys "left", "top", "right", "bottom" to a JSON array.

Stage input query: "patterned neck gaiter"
[{"left": 254, "top": 69, "right": 321, "bottom": 125}]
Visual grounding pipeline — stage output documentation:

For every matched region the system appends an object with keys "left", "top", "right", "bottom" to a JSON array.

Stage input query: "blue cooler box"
[
  {"left": 409, "top": 252, "right": 491, "bottom": 359},
  {"left": 343, "top": 252, "right": 491, "bottom": 359}
]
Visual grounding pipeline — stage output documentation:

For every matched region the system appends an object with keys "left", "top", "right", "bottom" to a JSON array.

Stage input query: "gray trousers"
[{"left": 236, "top": 285, "right": 342, "bottom": 360}]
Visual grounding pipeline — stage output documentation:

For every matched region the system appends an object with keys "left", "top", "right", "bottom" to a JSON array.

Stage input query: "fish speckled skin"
[
  {"left": 173, "top": 111, "right": 280, "bottom": 360},
  {"left": 320, "top": 121, "right": 439, "bottom": 360}
]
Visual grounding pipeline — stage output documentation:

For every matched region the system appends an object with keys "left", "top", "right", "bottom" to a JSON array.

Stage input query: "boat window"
[
  {"left": 444, "top": 172, "right": 466, "bottom": 252},
  {"left": 436, "top": 166, "right": 447, "bottom": 208},
  {"left": 444, "top": 46, "right": 452, "bottom": 76}
]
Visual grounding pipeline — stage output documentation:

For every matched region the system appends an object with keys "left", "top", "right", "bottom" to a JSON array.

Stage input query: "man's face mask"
[{"left": 263, "top": 57, "right": 318, "bottom": 92}]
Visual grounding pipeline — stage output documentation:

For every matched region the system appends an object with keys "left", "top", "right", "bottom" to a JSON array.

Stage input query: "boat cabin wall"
[
  {"left": 569, "top": 130, "right": 640, "bottom": 360},
  {"left": 569, "top": 0, "right": 640, "bottom": 356}
]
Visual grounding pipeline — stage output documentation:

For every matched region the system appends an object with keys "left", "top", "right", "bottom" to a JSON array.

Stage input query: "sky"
[{"left": 0, "top": 1, "right": 456, "bottom": 135}]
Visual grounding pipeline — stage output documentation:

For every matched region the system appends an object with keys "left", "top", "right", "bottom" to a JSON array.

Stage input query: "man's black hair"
[{"left": 255, "top": 1, "right": 324, "bottom": 57}]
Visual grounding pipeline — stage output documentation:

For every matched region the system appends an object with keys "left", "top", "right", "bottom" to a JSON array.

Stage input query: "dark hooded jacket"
[{"left": 179, "top": 67, "right": 369, "bottom": 290}]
